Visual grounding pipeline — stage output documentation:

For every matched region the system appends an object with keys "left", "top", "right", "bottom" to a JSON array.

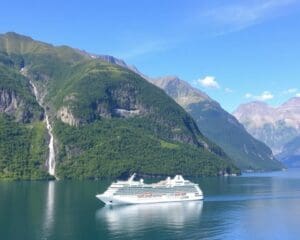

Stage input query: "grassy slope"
[{"left": 0, "top": 32, "right": 239, "bottom": 179}]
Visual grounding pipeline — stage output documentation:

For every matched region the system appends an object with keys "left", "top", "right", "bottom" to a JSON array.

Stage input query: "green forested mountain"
[
  {"left": 0, "top": 32, "right": 239, "bottom": 180},
  {"left": 153, "top": 76, "right": 283, "bottom": 170}
]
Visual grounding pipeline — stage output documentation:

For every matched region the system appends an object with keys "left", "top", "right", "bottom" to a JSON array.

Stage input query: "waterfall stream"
[
  {"left": 29, "top": 80, "right": 56, "bottom": 177},
  {"left": 45, "top": 114, "right": 56, "bottom": 176}
]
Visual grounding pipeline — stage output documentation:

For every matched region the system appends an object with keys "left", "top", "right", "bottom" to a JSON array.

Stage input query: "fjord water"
[{"left": 1, "top": 170, "right": 300, "bottom": 240}]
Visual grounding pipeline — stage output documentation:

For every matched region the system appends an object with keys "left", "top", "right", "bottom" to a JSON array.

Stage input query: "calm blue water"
[{"left": 1, "top": 169, "right": 300, "bottom": 240}]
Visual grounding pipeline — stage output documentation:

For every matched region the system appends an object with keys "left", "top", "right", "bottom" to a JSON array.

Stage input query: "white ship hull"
[{"left": 96, "top": 193, "right": 203, "bottom": 205}]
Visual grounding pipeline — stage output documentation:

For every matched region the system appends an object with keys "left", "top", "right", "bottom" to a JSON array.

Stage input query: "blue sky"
[{"left": 1, "top": 0, "right": 300, "bottom": 112}]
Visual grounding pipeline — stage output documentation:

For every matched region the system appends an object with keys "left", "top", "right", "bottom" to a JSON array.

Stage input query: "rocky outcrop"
[
  {"left": 0, "top": 89, "right": 34, "bottom": 122},
  {"left": 57, "top": 86, "right": 147, "bottom": 126},
  {"left": 113, "top": 108, "right": 141, "bottom": 118},
  {"left": 0, "top": 89, "right": 19, "bottom": 114},
  {"left": 57, "top": 106, "right": 80, "bottom": 127}
]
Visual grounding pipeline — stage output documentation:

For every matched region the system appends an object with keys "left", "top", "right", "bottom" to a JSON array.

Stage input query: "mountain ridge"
[{"left": 152, "top": 76, "right": 283, "bottom": 170}]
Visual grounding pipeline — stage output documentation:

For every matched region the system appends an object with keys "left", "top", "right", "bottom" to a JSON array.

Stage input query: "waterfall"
[
  {"left": 46, "top": 115, "right": 56, "bottom": 176},
  {"left": 29, "top": 80, "right": 56, "bottom": 177}
]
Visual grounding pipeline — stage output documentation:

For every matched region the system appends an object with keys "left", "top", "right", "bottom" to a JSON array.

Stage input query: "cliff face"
[
  {"left": 0, "top": 32, "right": 239, "bottom": 180},
  {"left": 57, "top": 84, "right": 147, "bottom": 126},
  {"left": 0, "top": 86, "right": 43, "bottom": 123},
  {"left": 0, "top": 89, "right": 20, "bottom": 117}
]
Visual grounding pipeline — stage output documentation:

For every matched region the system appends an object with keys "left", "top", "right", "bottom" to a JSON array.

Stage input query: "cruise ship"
[{"left": 96, "top": 174, "right": 203, "bottom": 205}]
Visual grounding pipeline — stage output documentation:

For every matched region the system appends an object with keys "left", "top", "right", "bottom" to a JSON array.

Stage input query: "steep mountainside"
[
  {"left": 233, "top": 98, "right": 300, "bottom": 156},
  {"left": 0, "top": 64, "right": 50, "bottom": 180},
  {"left": 0, "top": 32, "right": 238, "bottom": 180},
  {"left": 152, "top": 76, "right": 283, "bottom": 170},
  {"left": 277, "top": 136, "right": 300, "bottom": 167}
]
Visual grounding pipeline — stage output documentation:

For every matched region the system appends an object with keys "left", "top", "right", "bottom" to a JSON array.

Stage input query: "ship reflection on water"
[{"left": 96, "top": 201, "right": 203, "bottom": 234}]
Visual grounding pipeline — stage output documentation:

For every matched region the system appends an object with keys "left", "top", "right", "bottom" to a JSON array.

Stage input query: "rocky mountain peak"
[
  {"left": 2, "top": 32, "right": 35, "bottom": 42},
  {"left": 152, "top": 76, "right": 212, "bottom": 107},
  {"left": 234, "top": 101, "right": 272, "bottom": 113},
  {"left": 233, "top": 101, "right": 275, "bottom": 126},
  {"left": 280, "top": 97, "right": 300, "bottom": 108}
]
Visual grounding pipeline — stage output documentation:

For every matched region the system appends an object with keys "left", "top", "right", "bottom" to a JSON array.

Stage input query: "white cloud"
[
  {"left": 244, "top": 91, "right": 274, "bottom": 101},
  {"left": 283, "top": 88, "right": 298, "bottom": 94},
  {"left": 259, "top": 91, "right": 274, "bottom": 100},
  {"left": 245, "top": 93, "right": 253, "bottom": 98},
  {"left": 296, "top": 93, "right": 300, "bottom": 97},
  {"left": 198, "top": 76, "right": 220, "bottom": 89},
  {"left": 225, "top": 87, "right": 234, "bottom": 93},
  {"left": 115, "top": 39, "right": 170, "bottom": 59}
]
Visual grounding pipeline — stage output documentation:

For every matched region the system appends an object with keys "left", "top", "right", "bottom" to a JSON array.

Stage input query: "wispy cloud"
[
  {"left": 115, "top": 39, "right": 170, "bottom": 60},
  {"left": 198, "top": 76, "right": 220, "bottom": 89},
  {"left": 199, "top": 0, "right": 297, "bottom": 34},
  {"left": 108, "top": 0, "right": 298, "bottom": 60},
  {"left": 225, "top": 87, "right": 234, "bottom": 93},
  {"left": 245, "top": 93, "right": 253, "bottom": 99},
  {"left": 282, "top": 88, "right": 298, "bottom": 94},
  {"left": 245, "top": 91, "right": 274, "bottom": 101},
  {"left": 296, "top": 93, "right": 300, "bottom": 97}
]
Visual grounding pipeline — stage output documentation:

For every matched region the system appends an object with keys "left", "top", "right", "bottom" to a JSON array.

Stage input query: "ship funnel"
[{"left": 128, "top": 173, "right": 136, "bottom": 182}]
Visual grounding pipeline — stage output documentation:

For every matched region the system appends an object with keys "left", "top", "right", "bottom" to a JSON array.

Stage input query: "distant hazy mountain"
[
  {"left": 152, "top": 76, "right": 283, "bottom": 170},
  {"left": 233, "top": 98, "right": 300, "bottom": 167},
  {"left": 233, "top": 98, "right": 300, "bottom": 154}
]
